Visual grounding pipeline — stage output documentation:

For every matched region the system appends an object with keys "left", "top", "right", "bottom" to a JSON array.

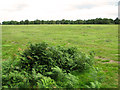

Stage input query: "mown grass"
[{"left": 2, "top": 24, "right": 118, "bottom": 88}]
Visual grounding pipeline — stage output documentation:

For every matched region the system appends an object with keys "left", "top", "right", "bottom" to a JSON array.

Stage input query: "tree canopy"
[{"left": 2, "top": 18, "right": 120, "bottom": 25}]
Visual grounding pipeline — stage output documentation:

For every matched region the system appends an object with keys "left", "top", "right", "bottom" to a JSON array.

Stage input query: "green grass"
[
  {"left": 2, "top": 24, "right": 118, "bottom": 88},
  {"left": 101, "top": 60, "right": 110, "bottom": 62}
]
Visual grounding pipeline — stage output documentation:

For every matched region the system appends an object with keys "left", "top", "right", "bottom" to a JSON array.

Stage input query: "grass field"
[{"left": 2, "top": 25, "right": 118, "bottom": 88}]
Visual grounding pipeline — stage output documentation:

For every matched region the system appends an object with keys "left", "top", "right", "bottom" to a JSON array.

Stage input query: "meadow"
[{"left": 2, "top": 25, "right": 118, "bottom": 88}]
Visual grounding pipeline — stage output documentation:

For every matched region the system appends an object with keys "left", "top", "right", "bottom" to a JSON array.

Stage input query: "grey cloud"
[
  {"left": 109, "top": 12, "right": 117, "bottom": 16},
  {"left": 75, "top": 4, "right": 97, "bottom": 9},
  {"left": 108, "top": 2, "right": 116, "bottom": 6},
  {"left": 1, "top": 3, "right": 28, "bottom": 12},
  {"left": 107, "top": 0, "right": 120, "bottom": 6},
  {"left": 15, "top": 4, "right": 28, "bottom": 11},
  {"left": 119, "top": 1, "right": 120, "bottom": 18},
  {"left": 119, "top": 1, "right": 120, "bottom": 5},
  {"left": 73, "top": 1, "right": 118, "bottom": 10}
]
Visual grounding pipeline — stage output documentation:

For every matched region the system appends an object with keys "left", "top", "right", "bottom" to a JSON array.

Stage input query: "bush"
[
  {"left": 85, "top": 81, "right": 101, "bottom": 88},
  {"left": 2, "top": 42, "right": 96, "bottom": 88},
  {"left": 19, "top": 42, "right": 94, "bottom": 74}
]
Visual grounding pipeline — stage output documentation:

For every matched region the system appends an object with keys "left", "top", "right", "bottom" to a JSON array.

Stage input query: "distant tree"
[
  {"left": 74, "top": 20, "right": 78, "bottom": 24},
  {"left": 29, "top": 21, "right": 34, "bottom": 24},
  {"left": 56, "top": 20, "right": 60, "bottom": 24},
  {"left": 15, "top": 21, "right": 19, "bottom": 25},
  {"left": 70, "top": 20, "right": 74, "bottom": 24},
  {"left": 34, "top": 19, "right": 40, "bottom": 24},
  {"left": 76, "top": 20, "right": 84, "bottom": 24},
  {"left": 2, "top": 18, "right": 117, "bottom": 25},
  {"left": 41, "top": 20, "right": 44, "bottom": 24},
  {"left": 114, "top": 17, "right": 120, "bottom": 24},
  {"left": 20, "top": 20, "right": 24, "bottom": 24},
  {"left": 45, "top": 20, "right": 49, "bottom": 24},
  {"left": 52, "top": 20, "right": 56, "bottom": 24},
  {"left": 2, "top": 21, "right": 7, "bottom": 25},
  {"left": 61, "top": 19, "right": 65, "bottom": 24},
  {"left": 49, "top": 20, "right": 55, "bottom": 24},
  {"left": 9, "top": 21, "right": 14, "bottom": 24},
  {"left": 109, "top": 19, "right": 114, "bottom": 24},
  {"left": 24, "top": 20, "right": 29, "bottom": 24},
  {"left": 64, "top": 20, "right": 70, "bottom": 24}
]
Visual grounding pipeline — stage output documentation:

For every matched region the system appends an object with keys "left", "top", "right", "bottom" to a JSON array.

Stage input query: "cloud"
[
  {"left": 118, "top": 1, "right": 120, "bottom": 19},
  {"left": 119, "top": 1, "right": 120, "bottom": 6},
  {"left": 0, "top": 0, "right": 118, "bottom": 22},
  {"left": 65, "top": 0, "right": 118, "bottom": 11},
  {"left": 1, "top": 3, "right": 28, "bottom": 12},
  {"left": 14, "top": 3, "right": 28, "bottom": 11},
  {"left": 75, "top": 4, "right": 97, "bottom": 9}
]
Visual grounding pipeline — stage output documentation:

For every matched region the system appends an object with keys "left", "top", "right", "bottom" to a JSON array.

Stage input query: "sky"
[{"left": 0, "top": 0, "right": 119, "bottom": 22}]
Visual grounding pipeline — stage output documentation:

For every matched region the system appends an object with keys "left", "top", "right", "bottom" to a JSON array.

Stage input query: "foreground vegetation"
[
  {"left": 2, "top": 25, "right": 118, "bottom": 88},
  {"left": 3, "top": 42, "right": 101, "bottom": 88}
]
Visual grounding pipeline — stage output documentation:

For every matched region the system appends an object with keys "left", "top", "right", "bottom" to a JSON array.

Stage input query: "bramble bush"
[{"left": 2, "top": 42, "right": 102, "bottom": 88}]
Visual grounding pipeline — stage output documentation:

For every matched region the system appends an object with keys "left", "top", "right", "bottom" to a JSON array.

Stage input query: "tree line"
[{"left": 2, "top": 18, "right": 120, "bottom": 25}]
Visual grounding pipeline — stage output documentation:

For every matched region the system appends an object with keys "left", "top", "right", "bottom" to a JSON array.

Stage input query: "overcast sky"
[{"left": 0, "top": 0, "right": 119, "bottom": 22}]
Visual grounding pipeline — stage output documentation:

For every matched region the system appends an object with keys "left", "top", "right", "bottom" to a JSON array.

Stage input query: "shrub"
[
  {"left": 85, "top": 81, "right": 101, "bottom": 88},
  {"left": 2, "top": 59, "right": 31, "bottom": 88},
  {"left": 2, "top": 42, "right": 95, "bottom": 88},
  {"left": 19, "top": 42, "right": 94, "bottom": 75},
  {"left": 32, "top": 68, "right": 58, "bottom": 88},
  {"left": 46, "top": 66, "right": 79, "bottom": 88}
]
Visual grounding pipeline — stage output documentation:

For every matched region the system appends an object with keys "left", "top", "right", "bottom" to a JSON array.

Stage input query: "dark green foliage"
[
  {"left": 2, "top": 58, "right": 31, "bottom": 88},
  {"left": 19, "top": 42, "right": 94, "bottom": 74},
  {"left": 85, "top": 81, "right": 101, "bottom": 88},
  {"left": 47, "top": 66, "right": 79, "bottom": 88},
  {"left": 114, "top": 17, "right": 120, "bottom": 24},
  {"left": 2, "top": 59, "right": 58, "bottom": 88},
  {"left": 2, "top": 17, "right": 119, "bottom": 25},
  {"left": 2, "top": 42, "right": 101, "bottom": 88}
]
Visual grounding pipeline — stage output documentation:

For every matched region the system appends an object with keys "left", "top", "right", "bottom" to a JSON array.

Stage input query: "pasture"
[{"left": 2, "top": 25, "right": 118, "bottom": 88}]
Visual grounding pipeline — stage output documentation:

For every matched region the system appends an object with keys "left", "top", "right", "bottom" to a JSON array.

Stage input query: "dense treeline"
[{"left": 2, "top": 18, "right": 120, "bottom": 25}]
